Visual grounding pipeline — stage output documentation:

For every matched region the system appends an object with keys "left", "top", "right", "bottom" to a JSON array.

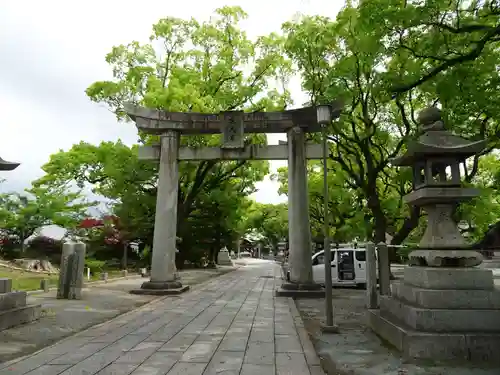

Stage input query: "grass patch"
[
  {"left": 0, "top": 268, "right": 130, "bottom": 291},
  {"left": 0, "top": 268, "right": 58, "bottom": 291}
]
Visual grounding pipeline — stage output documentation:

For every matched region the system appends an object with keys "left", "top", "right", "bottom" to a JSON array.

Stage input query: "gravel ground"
[
  {"left": 0, "top": 267, "right": 235, "bottom": 363},
  {"left": 295, "top": 288, "right": 500, "bottom": 375}
]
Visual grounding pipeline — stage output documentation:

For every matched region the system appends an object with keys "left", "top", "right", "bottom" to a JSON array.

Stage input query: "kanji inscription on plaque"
[{"left": 221, "top": 111, "right": 244, "bottom": 149}]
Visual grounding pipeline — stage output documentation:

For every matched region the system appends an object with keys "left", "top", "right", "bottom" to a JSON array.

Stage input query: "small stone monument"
[
  {"left": 217, "top": 247, "right": 233, "bottom": 266},
  {"left": 57, "top": 241, "right": 86, "bottom": 300},
  {"left": 368, "top": 107, "right": 500, "bottom": 363}
]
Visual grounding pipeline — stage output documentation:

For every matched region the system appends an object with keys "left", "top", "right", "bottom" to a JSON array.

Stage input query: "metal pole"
[{"left": 322, "top": 125, "right": 334, "bottom": 327}]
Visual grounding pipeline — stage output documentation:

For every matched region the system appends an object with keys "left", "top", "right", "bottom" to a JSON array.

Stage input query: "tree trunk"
[
  {"left": 207, "top": 246, "right": 217, "bottom": 268},
  {"left": 122, "top": 242, "right": 128, "bottom": 270},
  {"left": 390, "top": 207, "right": 421, "bottom": 246}
]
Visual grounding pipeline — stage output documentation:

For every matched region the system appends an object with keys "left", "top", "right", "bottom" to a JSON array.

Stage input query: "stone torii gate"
[{"left": 125, "top": 103, "right": 342, "bottom": 296}]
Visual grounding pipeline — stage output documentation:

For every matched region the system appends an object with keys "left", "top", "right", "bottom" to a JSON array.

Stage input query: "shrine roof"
[{"left": 0, "top": 157, "right": 20, "bottom": 171}]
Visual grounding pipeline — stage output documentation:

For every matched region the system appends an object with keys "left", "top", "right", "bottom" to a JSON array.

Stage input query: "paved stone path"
[{"left": 0, "top": 262, "right": 324, "bottom": 375}]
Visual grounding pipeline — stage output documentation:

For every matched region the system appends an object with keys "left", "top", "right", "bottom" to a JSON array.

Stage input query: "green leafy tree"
[
  {"left": 281, "top": 2, "right": 500, "bottom": 252},
  {"left": 244, "top": 202, "right": 288, "bottom": 253},
  {"left": 80, "top": 7, "right": 292, "bottom": 260},
  {"left": 358, "top": 0, "right": 500, "bottom": 95},
  {"left": 276, "top": 162, "right": 366, "bottom": 243},
  {"left": 0, "top": 184, "right": 93, "bottom": 253}
]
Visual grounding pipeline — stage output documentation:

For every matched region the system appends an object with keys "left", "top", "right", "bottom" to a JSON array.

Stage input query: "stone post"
[
  {"left": 40, "top": 279, "right": 49, "bottom": 293},
  {"left": 366, "top": 242, "right": 378, "bottom": 309},
  {"left": 132, "top": 130, "right": 189, "bottom": 295},
  {"left": 286, "top": 127, "right": 314, "bottom": 284},
  {"left": 377, "top": 242, "right": 390, "bottom": 295},
  {"left": 68, "top": 242, "right": 86, "bottom": 300},
  {"left": 0, "top": 278, "right": 12, "bottom": 294},
  {"left": 57, "top": 242, "right": 75, "bottom": 299}
]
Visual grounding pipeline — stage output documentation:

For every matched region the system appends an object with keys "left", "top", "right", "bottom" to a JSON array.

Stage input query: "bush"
[
  {"left": 27, "top": 236, "right": 63, "bottom": 256},
  {"left": 85, "top": 259, "right": 106, "bottom": 274}
]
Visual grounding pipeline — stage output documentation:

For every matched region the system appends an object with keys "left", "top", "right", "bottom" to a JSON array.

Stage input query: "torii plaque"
[{"left": 125, "top": 102, "right": 342, "bottom": 296}]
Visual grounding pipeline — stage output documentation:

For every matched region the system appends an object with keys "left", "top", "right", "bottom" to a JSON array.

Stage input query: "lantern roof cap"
[
  {"left": 0, "top": 157, "right": 20, "bottom": 171},
  {"left": 392, "top": 107, "right": 486, "bottom": 166}
]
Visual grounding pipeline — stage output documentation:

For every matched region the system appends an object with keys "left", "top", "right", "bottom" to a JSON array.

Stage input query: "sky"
[{"left": 0, "top": 0, "right": 344, "bottom": 206}]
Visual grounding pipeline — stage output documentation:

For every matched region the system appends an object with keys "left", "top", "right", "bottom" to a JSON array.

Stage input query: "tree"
[
  {"left": 244, "top": 202, "right": 288, "bottom": 252},
  {"left": 459, "top": 154, "right": 500, "bottom": 243},
  {"left": 276, "top": 162, "right": 366, "bottom": 243},
  {"left": 281, "top": 2, "right": 500, "bottom": 251},
  {"left": 0, "top": 184, "right": 92, "bottom": 253},
  {"left": 357, "top": 0, "right": 500, "bottom": 94},
  {"left": 81, "top": 7, "right": 292, "bottom": 259}
]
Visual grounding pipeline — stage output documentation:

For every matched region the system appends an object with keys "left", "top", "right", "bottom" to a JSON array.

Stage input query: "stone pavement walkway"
[
  {"left": 0, "top": 262, "right": 323, "bottom": 375},
  {"left": 0, "top": 268, "right": 234, "bottom": 363}
]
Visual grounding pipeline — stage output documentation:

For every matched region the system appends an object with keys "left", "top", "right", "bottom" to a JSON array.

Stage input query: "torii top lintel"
[{"left": 124, "top": 101, "right": 342, "bottom": 135}]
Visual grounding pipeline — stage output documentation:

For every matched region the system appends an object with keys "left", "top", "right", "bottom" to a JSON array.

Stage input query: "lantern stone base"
[
  {"left": 0, "top": 291, "right": 41, "bottom": 331},
  {"left": 130, "top": 280, "right": 190, "bottom": 296},
  {"left": 275, "top": 282, "right": 325, "bottom": 298},
  {"left": 368, "top": 266, "right": 500, "bottom": 363}
]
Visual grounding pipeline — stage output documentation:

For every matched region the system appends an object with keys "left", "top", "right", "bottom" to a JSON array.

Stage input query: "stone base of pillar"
[
  {"left": 275, "top": 282, "right": 324, "bottom": 298},
  {"left": 368, "top": 266, "right": 500, "bottom": 363},
  {"left": 130, "top": 280, "right": 190, "bottom": 296}
]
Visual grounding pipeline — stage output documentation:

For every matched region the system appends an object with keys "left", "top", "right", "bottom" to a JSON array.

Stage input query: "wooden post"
[
  {"left": 366, "top": 242, "right": 378, "bottom": 309},
  {"left": 377, "top": 242, "right": 391, "bottom": 295}
]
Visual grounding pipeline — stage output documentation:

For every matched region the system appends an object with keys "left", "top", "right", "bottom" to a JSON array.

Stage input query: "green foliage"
[
  {"left": 35, "top": 7, "right": 292, "bottom": 263},
  {"left": 279, "top": 1, "right": 500, "bottom": 247},
  {"left": 243, "top": 201, "right": 288, "bottom": 251},
  {"left": 23, "top": 3, "right": 500, "bottom": 264},
  {"left": 85, "top": 259, "right": 106, "bottom": 274},
  {"left": 0, "top": 183, "right": 94, "bottom": 251}
]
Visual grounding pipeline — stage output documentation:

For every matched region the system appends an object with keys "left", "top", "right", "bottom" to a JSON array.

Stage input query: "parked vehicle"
[{"left": 286, "top": 246, "right": 373, "bottom": 288}]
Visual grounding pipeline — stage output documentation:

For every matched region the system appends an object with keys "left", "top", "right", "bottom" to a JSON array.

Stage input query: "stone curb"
[
  {"left": 1, "top": 267, "right": 238, "bottom": 368},
  {"left": 291, "top": 300, "right": 354, "bottom": 375}
]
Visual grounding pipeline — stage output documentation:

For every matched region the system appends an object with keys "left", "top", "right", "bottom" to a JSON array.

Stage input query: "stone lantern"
[
  {"left": 368, "top": 107, "right": 500, "bottom": 364},
  {"left": 392, "top": 106, "right": 486, "bottom": 267}
]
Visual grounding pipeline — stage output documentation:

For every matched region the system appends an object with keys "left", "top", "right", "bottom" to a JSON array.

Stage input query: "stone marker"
[
  {"left": 57, "top": 242, "right": 75, "bottom": 299},
  {"left": 366, "top": 242, "right": 378, "bottom": 309},
  {"left": 57, "top": 241, "right": 86, "bottom": 300},
  {"left": 68, "top": 242, "right": 86, "bottom": 299},
  {"left": 217, "top": 247, "right": 233, "bottom": 266}
]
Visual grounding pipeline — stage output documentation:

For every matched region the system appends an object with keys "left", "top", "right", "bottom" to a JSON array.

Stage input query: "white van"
[{"left": 286, "top": 246, "right": 373, "bottom": 288}]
